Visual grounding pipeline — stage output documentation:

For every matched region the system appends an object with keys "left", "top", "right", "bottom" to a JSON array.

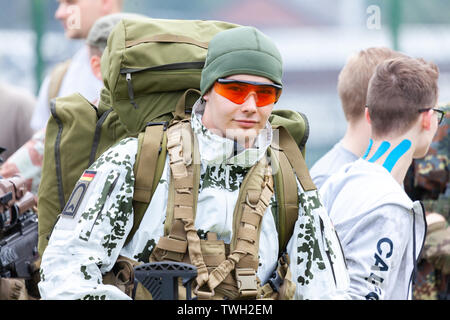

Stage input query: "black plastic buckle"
[
  {"left": 267, "top": 270, "right": 283, "bottom": 293},
  {"left": 146, "top": 121, "right": 168, "bottom": 131},
  {"left": 267, "top": 252, "right": 289, "bottom": 292},
  {"left": 133, "top": 261, "right": 197, "bottom": 300}
]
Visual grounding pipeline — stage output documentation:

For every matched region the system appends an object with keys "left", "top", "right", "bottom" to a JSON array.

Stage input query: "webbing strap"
[
  {"left": 165, "top": 121, "right": 210, "bottom": 295},
  {"left": 206, "top": 159, "right": 274, "bottom": 298},
  {"left": 48, "top": 59, "right": 71, "bottom": 104},
  {"left": 133, "top": 124, "right": 166, "bottom": 203},
  {"left": 275, "top": 126, "right": 316, "bottom": 192},
  {"left": 152, "top": 121, "right": 275, "bottom": 299},
  {"left": 269, "top": 145, "right": 299, "bottom": 252}
]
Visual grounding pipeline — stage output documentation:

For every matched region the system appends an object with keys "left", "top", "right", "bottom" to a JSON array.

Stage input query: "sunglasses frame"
[{"left": 214, "top": 78, "right": 283, "bottom": 107}]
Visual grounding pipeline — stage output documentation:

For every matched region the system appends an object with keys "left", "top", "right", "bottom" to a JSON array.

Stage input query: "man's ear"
[
  {"left": 365, "top": 107, "right": 371, "bottom": 124},
  {"left": 421, "top": 108, "right": 434, "bottom": 130},
  {"left": 90, "top": 55, "right": 103, "bottom": 81}
]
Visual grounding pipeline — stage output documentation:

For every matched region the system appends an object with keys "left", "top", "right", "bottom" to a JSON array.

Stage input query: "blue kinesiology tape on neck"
[
  {"left": 382, "top": 139, "right": 412, "bottom": 172},
  {"left": 362, "top": 139, "right": 373, "bottom": 160},
  {"left": 368, "top": 141, "right": 391, "bottom": 163}
]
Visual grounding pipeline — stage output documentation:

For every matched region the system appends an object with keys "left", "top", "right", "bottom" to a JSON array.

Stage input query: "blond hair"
[{"left": 337, "top": 47, "right": 406, "bottom": 122}]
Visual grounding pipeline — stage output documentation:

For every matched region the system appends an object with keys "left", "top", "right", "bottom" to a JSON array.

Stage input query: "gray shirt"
[{"left": 310, "top": 140, "right": 359, "bottom": 189}]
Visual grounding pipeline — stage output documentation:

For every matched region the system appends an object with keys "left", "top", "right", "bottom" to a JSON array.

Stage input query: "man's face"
[
  {"left": 202, "top": 74, "right": 277, "bottom": 148},
  {"left": 55, "top": 0, "right": 104, "bottom": 39}
]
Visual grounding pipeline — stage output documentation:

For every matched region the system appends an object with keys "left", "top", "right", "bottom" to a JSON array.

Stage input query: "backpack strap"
[
  {"left": 268, "top": 146, "right": 299, "bottom": 253},
  {"left": 47, "top": 59, "right": 71, "bottom": 104},
  {"left": 127, "top": 122, "right": 168, "bottom": 245},
  {"left": 274, "top": 125, "right": 316, "bottom": 192},
  {"left": 149, "top": 120, "right": 209, "bottom": 292},
  {"left": 149, "top": 120, "right": 274, "bottom": 299},
  {"left": 134, "top": 119, "right": 295, "bottom": 299},
  {"left": 204, "top": 156, "right": 274, "bottom": 299},
  {"left": 127, "top": 89, "right": 200, "bottom": 245},
  {"left": 133, "top": 123, "right": 167, "bottom": 203},
  {"left": 270, "top": 125, "right": 317, "bottom": 252}
]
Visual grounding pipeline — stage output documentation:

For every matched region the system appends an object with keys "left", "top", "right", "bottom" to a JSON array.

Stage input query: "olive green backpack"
[{"left": 37, "top": 17, "right": 315, "bottom": 258}]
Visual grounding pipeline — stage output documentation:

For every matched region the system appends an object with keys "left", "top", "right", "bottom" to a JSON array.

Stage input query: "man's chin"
[
  {"left": 64, "top": 29, "right": 84, "bottom": 40},
  {"left": 225, "top": 128, "right": 260, "bottom": 147}
]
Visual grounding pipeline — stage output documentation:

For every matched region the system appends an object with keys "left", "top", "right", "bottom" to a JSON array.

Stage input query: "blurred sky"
[{"left": 0, "top": 0, "right": 449, "bottom": 166}]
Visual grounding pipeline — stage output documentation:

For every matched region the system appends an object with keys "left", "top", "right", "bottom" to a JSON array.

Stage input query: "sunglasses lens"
[
  {"left": 254, "top": 86, "right": 280, "bottom": 106},
  {"left": 214, "top": 81, "right": 280, "bottom": 107}
]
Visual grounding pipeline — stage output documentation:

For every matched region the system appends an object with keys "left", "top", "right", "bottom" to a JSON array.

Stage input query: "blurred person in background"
[
  {"left": 0, "top": 82, "right": 36, "bottom": 160},
  {"left": 405, "top": 103, "right": 449, "bottom": 300},
  {"left": 310, "top": 47, "right": 406, "bottom": 189},
  {"left": 29, "top": 0, "right": 124, "bottom": 132},
  {"left": 0, "top": 13, "right": 139, "bottom": 301},
  {"left": 0, "top": 13, "right": 137, "bottom": 195}
]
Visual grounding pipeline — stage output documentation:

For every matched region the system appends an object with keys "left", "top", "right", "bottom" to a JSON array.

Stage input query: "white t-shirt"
[{"left": 30, "top": 45, "right": 103, "bottom": 131}]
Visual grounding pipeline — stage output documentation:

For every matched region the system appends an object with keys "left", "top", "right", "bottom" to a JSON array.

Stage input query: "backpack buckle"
[
  {"left": 146, "top": 121, "right": 168, "bottom": 131},
  {"left": 133, "top": 261, "right": 197, "bottom": 300},
  {"left": 267, "top": 270, "right": 283, "bottom": 293},
  {"left": 235, "top": 268, "right": 258, "bottom": 298}
]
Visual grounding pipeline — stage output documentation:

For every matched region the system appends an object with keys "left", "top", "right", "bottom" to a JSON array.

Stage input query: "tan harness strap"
[
  {"left": 269, "top": 142, "right": 300, "bottom": 251},
  {"left": 275, "top": 126, "right": 316, "bottom": 192},
  {"left": 165, "top": 121, "right": 210, "bottom": 296},
  {"left": 206, "top": 159, "right": 274, "bottom": 298},
  {"left": 48, "top": 59, "right": 72, "bottom": 104},
  {"left": 133, "top": 124, "right": 166, "bottom": 203}
]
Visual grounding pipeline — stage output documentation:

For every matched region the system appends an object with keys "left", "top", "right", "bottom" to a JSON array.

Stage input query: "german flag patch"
[
  {"left": 61, "top": 170, "right": 97, "bottom": 218},
  {"left": 80, "top": 170, "right": 96, "bottom": 182}
]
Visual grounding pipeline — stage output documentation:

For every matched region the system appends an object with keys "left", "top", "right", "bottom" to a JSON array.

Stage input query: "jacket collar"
[{"left": 191, "top": 99, "right": 272, "bottom": 168}]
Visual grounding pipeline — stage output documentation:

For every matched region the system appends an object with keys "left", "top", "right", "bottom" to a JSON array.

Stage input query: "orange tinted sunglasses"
[{"left": 213, "top": 78, "right": 282, "bottom": 107}]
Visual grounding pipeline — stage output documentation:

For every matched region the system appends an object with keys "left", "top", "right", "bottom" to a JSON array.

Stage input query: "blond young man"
[
  {"left": 310, "top": 47, "right": 406, "bottom": 189},
  {"left": 320, "top": 57, "right": 443, "bottom": 299},
  {"left": 30, "top": 0, "right": 123, "bottom": 131}
]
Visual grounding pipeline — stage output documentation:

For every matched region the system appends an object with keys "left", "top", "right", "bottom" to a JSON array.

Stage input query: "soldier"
[
  {"left": 38, "top": 26, "right": 351, "bottom": 300},
  {"left": 406, "top": 103, "right": 449, "bottom": 300}
]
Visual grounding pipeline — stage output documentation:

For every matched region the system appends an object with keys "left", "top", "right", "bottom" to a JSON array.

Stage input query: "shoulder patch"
[{"left": 61, "top": 170, "right": 97, "bottom": 218}]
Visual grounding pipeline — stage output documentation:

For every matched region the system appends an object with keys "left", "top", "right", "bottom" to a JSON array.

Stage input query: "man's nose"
[
  {"left": 241, "top": 92, "right": 258, "bottom": 112},
  {"left": 54, "top": 3, "right": 69, "bottom": 20}
]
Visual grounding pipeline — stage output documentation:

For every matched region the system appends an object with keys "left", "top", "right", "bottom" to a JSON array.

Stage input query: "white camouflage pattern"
[{"left": 38, "top": 99, "right": 350, "bottom": 300}]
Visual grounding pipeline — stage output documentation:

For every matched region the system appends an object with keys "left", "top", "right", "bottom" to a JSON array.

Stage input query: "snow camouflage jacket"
[{"left": 38, "top": 100, "right": 350, "bottom": 300}]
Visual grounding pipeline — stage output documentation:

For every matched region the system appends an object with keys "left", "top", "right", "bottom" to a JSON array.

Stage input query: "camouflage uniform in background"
[{"left": 404, "top": 103, "right": 449, "bottom": 300}]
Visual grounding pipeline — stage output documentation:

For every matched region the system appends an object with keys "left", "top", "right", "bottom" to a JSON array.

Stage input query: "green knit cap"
[{"left": 200, "top": 26, "right": 283, "bottom": 95}]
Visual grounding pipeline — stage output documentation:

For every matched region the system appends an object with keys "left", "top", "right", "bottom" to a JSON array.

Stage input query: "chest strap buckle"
[{"left": 235, "top": 268, "right": 258, "bottom": 298}]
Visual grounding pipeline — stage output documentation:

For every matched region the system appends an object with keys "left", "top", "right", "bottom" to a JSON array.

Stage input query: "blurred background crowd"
[
  {"left": 1, "top": 0, "right": 449, "bottom": 166},
  {"left": 0, "top": 0, "right": 448, "bottom": 301}
]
